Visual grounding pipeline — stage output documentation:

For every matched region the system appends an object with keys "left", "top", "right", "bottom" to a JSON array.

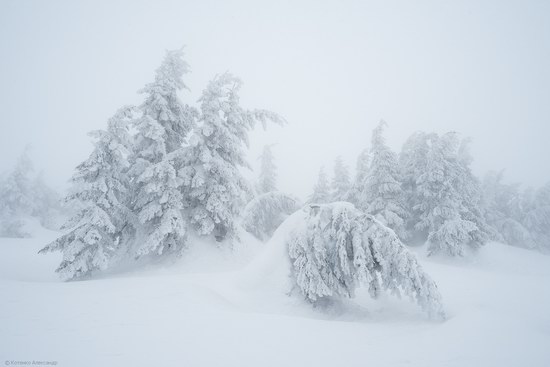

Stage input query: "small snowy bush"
[{"left": 287, "top": 203, "right": 445, "bottom": 319}]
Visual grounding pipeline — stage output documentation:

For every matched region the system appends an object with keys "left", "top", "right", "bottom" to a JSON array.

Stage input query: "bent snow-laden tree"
[
  {"left": 39, "top": 107, "right": 135, "bottom": 280},
  {"left": 181, "top": 72, "right": 284, "bottom": 242},
  {"left": 242, "top": 191, "right": 300, "bottom": 241},
  {"left": 287, "top": 203, "right": 445, "bottom": 319}
]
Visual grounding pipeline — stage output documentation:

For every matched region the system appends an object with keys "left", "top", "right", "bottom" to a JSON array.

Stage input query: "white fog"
[{"left": 1, "top": 1, "right": 549, "bottom": 366}]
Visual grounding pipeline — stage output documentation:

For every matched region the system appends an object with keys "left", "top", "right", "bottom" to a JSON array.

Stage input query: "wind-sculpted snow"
[
  {"left": 287, "top": 203, "right": 445, "bottom": 319},
  {"left": 241, "top": 191, "right": 300, "bottom": 241}
]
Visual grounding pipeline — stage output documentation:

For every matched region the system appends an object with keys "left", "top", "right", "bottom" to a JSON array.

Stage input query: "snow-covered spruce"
[
  {"left": 31, "top": 173, "right": 63, "bottom": 230},
  {"left": 39, "top": 107, "right": 135, "bottom": 280},
  {"left": 287, "top": 202, "right": 445, "bottom": 319},
  {"left": 241, "top": 191, "right": 300, "bottom": 241},
  {"left": 481, "top": 171, "right": 535, "bottom": 248},
  {"left": 256, "top": 145, "right": 278, "bottom": 195},
  {"left": 129, "top": 48, "right": 196, "bottom": 257},
  {"left": 132, "top": 152, "right": 187, "bottom": 257},
  {"left": 181, "top": 72, "right": 283, "bottom": 242},
  {"left": 484, "top": 171, "right": 550, "bottom": 253},
  {"left": 523, "top": 182, "right": 550, "bottom": 253},
  {"left": 399, "top": 131, "right": 432, "bottom": 219},
  {"left": 330, "top": 156, "right": 351, "bottom": 202},
  {"left": 410, "top": 132, "right": 490, "bottom": 256},
  {"left": 0, "top": 149, "right": 34, "bottom": 237},
  {"left": 138, "top": 48, "right": 197, "bottom": 154},
  {"left": 346, "top": 148, "right": 370, "bottom": 204},
  {"left": 360, "top": 121, "right": 409, "bottom": 240},
  {"left": 0, "top": 148, "right": 63, "bottom": 237},
  {"left": 308, "top": 167, "right": 330, "bottom": 204}
]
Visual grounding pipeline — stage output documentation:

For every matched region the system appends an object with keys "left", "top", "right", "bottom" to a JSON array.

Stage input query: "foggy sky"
[{"left": 1, "top": 0, "right": 549, "bottom": 199}]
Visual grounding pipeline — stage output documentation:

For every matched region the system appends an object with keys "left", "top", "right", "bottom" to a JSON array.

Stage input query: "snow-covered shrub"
[
  {"left": 242, "top": 191, "right": 300, "bottom": 241},
  {"left": 287, "top": 202, "right": 445, "bottom": 319}
]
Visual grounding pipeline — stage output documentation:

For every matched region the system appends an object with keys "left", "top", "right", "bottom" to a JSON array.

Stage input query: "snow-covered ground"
[{"left": 1, "top": 221, "right": 550, "bottom": 367}]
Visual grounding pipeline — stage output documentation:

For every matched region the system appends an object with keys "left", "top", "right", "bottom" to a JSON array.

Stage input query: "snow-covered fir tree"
[
  {"left": 399, "top": 131, "right": 431, "bottom": 230},
  {"left": 31, "top": 172, "right": 63, "bottom": 230},
  {"left": 132, "top": 152, "right": 188, "bottom": 257},
  {"left": 483, "top": 170, "right": 550, "bottom": 252},
  {"left": 139, "top": 48, "right": 196, "bottom": 153},
  {"left": 129, "top": 49, "right": 196, "bottom": 257},
  {"left": 242, "top": 191, "right": 299, "bottom": 241},
  {"left": 39, "top": 106, "right": 135, "bottom": 280},
  {"left": 346, "top": 148, "right": 370, "bottom": 204},
  {"left": 481, "top": 170, "right": 536, "bottom": 249},
  {"left": 330, "top": 156, "right": 351, "bottom": 201},
  {"left": 360, "top": 121, "right": 408, "bottom": 240},
  {"left": 523, "top": 182, "right": 550, "bottom": 252},
  {"left": 454, "top": 138, "right": 494, "bottom": 245},
  {"left": 414, "top": 132, "right": 488, "bottom": 256},
  {"left": 287, "top": 203, "right": 445, "bottom": 319},
  {"left": 0, "top": 149, "right": 34, "bottom": 237},
  {"left": 256, "top": 144, "right": 277, "bottom": 195},
  {"left": 0, "top": 149, "right": 65, "bottom": 237},
  {"left": 309, "top": 167, "right": 330, "bottom": 204},
  {"left": 181, "top": 72, "right": 283, "bottom": 242}
]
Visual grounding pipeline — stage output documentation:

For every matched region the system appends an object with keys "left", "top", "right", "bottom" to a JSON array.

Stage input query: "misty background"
[{"left": 1, "top": 0, "right": 549, "bottom": 199}]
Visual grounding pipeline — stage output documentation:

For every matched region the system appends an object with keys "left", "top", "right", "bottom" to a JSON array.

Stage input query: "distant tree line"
[{"left": 308, "top": 121, "right": 550, "bottom": 256}]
